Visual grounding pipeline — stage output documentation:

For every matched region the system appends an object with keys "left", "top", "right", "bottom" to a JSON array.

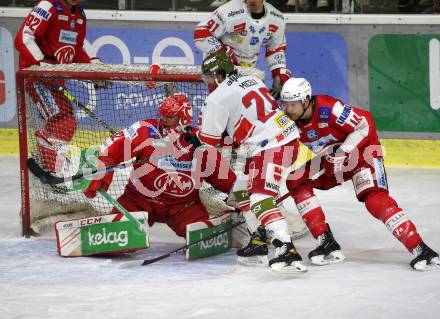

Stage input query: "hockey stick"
[
  {"left": 52, "top": 83, "right": 117, "bottom": 134},
  {"left": 119, "top": 218, "right": 246, "bottom": 268},
  {"left": 120, "top": 192, "right": 293, "bottom": 268},
  {"left": 27, "top": 156, "right": 154, "bottom": 185},
  {"left": 97, "top": 189, "right": 146, "bottom": 234}
]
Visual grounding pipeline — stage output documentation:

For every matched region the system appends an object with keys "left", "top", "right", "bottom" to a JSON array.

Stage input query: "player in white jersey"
[
  {"left": 194, "top": 0, "right": 291, "bottom": 98},
  {"left": 196, "top": 50, "right": 306, "bottom": 273}
]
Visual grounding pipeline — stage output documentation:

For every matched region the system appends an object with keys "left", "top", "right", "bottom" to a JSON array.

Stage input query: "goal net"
[{"left": 17, "top": 63, "right": 264, "bottom": 237}]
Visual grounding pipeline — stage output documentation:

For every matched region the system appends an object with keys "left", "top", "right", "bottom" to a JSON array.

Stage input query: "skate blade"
[
  {"left": 413, "top": 257, "right": 440, "bottom": 271},
  {"left": 237, "top": 255, "right": 269, "bottom": 267},
  {"left": 270, "top": 261, "right": 308, "bottom": 274},
  {"left": 310, "top": 251, "right": 346, "bottom": 266}
]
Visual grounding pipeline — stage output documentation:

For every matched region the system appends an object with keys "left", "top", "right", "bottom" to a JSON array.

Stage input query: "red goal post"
[{"left": 17, "top": 63, "right": 264, "bottom": 237}]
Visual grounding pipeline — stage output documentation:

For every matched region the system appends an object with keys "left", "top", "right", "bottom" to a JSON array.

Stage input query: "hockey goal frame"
[{"left": 17, "top": 66, "right": 205, "bottom": 237}]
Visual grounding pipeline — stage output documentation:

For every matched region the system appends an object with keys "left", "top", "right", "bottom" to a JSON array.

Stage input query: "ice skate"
[
  {"left": 308, "top": 226, "right": 345, "bottom": 266},
  {"left": 237, "top": 226, "right": 269, "bottom": 266},
  {"left": 269, "top": 239, "right": 307, "bottom": 274},
  {"left": 410, "top": 242, "right": 440, "bottom": 271}
]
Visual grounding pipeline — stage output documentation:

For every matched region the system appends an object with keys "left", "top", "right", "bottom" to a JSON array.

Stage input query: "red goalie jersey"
[
  {"left": 91, "top": 119, "right": 236, "bottom": 207},
  {"left": 15, "top": 0, "right": 94, "bottom": 68}
]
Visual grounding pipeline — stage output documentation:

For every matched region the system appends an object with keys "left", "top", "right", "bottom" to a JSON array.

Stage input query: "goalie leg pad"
[
  {"left": 55, "top": 212, "right": 149, "bottom": 257},
  {"left": 186, "top": 213, "right": 233, "bottom": 260}
]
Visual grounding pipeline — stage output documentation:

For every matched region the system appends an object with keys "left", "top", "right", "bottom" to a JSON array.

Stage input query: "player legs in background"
[{"left": 28, "top": 80, "right": 76, "bottom": 172}]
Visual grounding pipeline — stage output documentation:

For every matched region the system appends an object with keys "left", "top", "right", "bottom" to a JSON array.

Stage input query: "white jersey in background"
[
  {"left": 199, "top": 73, "right": 299, "bottom": 156},
  {"left": 194, "top": 0, "right": 287, "bottom": 70}
]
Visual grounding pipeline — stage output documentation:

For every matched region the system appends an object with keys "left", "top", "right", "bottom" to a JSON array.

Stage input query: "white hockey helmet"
[{"left": 280, "top": 77, "right": 312, "bottom": 104}]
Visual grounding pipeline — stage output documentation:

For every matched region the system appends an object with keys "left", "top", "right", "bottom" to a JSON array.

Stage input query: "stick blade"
[{"left": 118, "top": 260, "right": 145, "bottom": 269}]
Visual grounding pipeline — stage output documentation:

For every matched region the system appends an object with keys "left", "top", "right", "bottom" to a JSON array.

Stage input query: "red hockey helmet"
[{"left": 159, "top": 93, "right": 192, "bottom": 131}]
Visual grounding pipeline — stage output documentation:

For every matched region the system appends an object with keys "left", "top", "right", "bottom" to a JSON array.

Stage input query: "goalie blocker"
[{"left": 56, "top": 211, "right": 235, "bottom": 260}]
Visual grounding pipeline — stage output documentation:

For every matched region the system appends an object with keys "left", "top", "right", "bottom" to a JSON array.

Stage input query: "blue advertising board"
[{"left": 71, "top": 27, "right": 348, "bottom": 128}]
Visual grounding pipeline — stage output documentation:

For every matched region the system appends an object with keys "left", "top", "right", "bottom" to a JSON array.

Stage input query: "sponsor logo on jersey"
[
  {"left": 270, "top": 10, "right": 284, "bottom": 20},
  {"left": 70, "top": 19, "right": 76, "bottom": 30},
  {"left": 58, "top": 15, "right": 68, "bottom": 21},
  {"left": 318, "top": 107, "right": 331, "bottom": 121},
  {"left": 304, "top": 134, "right": 338, "bottom": 153},
  {"left": 54, "top": 2, "right": 64, "bottom": 14},
  {"left": 233, "top": 23, "right": 246, "bottom": 32},
  {"left": 249, "top": 25, "right": 256, "bottom": 34},
  {"left": 125, "top": 126, "right": 138, "bottom": 140},
  {"left": 59, "top": 30, "right": 78, "bottom": 45},
  {"left": 307, "top": 129, "right": 318, "bottom": 141},
  {"left": 268, "top": 24, "right": 279, "bottom": 33},
  {"left": 262, "top": 37, "right": 270, "bottom": 45},
  {"left": 276, "top": 122, "right": 298, "bottom": 141},
  {"left": 32, "top": 6, "right": 51, "bottom": 20},
  {"left": 373, "top": 158, "right": 388, "bottom": 190},
  {"left": 249, "top": 36, "right": 259, "bottom": 45},
  {"left": 153, "top": 172, "right": 195, "bottom": 197},
  {"left": 336, "top": 104, "right": 352, "bottom": 126},
  {"left": 274, "top": 112, "right": 290, "bottom": 128},
  {"left": 317, "top": 123, "right": 328, "bottom": 128},
  {"left": 353, "top": 168, "right": 374, "bottom": 196},
  {"left": 77, "top": 18, "right": 84, "bottom": 25},
  {"left": 259, "top": 26, "right": 266, "bottom": 34},
  {"left": 260, "top": 139, "right": 268, "bottom": 147},
  {"left": 157, "top": 155, "right": 193, "bottom": 171},
  {"left": 228, "top": 9, "right": 244, "bottom": 17}
]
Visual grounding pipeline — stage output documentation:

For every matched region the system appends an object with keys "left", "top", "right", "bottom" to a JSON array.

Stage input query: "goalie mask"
[{"left": 159, "top": 93, "right": 193, "bottom": 132}]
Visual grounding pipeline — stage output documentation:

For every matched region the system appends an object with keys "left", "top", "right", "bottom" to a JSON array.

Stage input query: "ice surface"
[{"left": 1, "top": 155, "right": 439, "bottom": 319}]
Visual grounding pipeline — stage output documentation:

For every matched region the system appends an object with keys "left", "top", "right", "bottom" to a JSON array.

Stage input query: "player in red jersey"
[
  {"left": 15, "top": 0, "right": 99, "bottom": 172},
  {"left": 83, "top": 93, "right": 236, "bottom": 238},
  {"left": 280, "top": 77, "right": 439, "bottom": 271}
]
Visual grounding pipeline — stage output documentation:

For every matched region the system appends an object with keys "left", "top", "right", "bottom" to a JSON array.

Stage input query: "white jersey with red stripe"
[
  {"left": 199, "top": 73, "right": 299, "bottom": 156},
  {"left": 194, "top": 0, "right": 287, "bottom": 70}
]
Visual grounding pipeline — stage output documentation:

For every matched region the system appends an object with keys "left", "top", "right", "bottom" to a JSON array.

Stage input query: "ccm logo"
[{"left": 0, "top": 71, "right": 5, "bottom": 105}]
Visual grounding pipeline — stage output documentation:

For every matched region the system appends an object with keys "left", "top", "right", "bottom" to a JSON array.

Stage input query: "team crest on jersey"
[
  {"left": 153, "top": 172, "right": 195, "bottom": 197},
  {"left": 318, "top": 107, "right": 331, "bottom": 121},
  {"left": 307, "top": 130, "right": 318, "bottom": 141},
  {"left": 54, "top": 45, "right": 75, "bottom": 64}
]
